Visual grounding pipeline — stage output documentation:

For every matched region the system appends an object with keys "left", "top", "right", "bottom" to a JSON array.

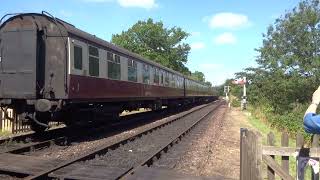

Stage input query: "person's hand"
[{"left": 312, "top": 86, "right": 320, "bottom": 105}]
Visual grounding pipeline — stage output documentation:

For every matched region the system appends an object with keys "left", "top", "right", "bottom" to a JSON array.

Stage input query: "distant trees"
[
  {"left": 238, "top": 0, "right": 320, "bottom": 112},
  {"left": 191, "top": 71, "right": 205, "bottom": 82},
  {"left": 229, "top": 0, "right": 320, "bottom": 136},
  {"left": 112, "top": 18, "right": 191, "bottom": 75},
  {"left": 111, "top": 18, "right": 212, "bottom": 87}
]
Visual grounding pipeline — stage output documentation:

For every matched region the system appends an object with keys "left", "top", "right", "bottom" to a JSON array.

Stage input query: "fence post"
[
  {"left": 267, "top": 132, "right": 275, "bottom": 180},
  {"left": 311, "top": 134, "right": 320, "bottom": 180},
  {"left": 255, "top": 131, "right": 262, "bottom": 180},
  {"left": 0, "top": 109, "right": 2, "bottom": 132},
  {"left": 281, "top": 132, "right": 289, "bottom": 180},
  {"left": 240, "top": 128, "right": 248, "bottom": 180},
  {"left": 296, "top": 133, "right": 305, "bottom": 180}
]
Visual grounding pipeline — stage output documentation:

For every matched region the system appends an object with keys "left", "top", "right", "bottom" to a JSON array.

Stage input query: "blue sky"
[{"left": 1, "top": 0, "right": 301, "bottom": 85}]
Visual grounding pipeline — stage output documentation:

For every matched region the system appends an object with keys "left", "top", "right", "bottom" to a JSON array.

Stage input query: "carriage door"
[{"left": 0, "top": 28, "right": 37, "bottom": 99}]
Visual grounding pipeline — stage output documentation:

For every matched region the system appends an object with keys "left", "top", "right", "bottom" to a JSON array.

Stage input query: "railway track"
[
  {"left": 0, "top": 101, "right": 218, "bottom": 179},
  {"left": 0, "top": 107, "right": 171, "bottom": 154},
  {"left": 18, "top": 100, "right": 223, "bottom": 180}
]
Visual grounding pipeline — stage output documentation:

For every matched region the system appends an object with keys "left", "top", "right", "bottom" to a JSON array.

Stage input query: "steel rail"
[
  {"left": 119, "top": 101, "right": 223, "bottom": 179},
  {"left": 25, "top": 101, "right": 220, "bottom": 180},
  {"left": 0, "top": 107, "right": 169, "bottom": 154}
]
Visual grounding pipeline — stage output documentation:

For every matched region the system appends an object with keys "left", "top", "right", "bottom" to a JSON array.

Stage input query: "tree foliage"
[
  {"left": 235, "top": 0, "right": 320, "bottom": 111},
  {"left": 229, "top": 0, "right": 320, "bottom": 136},
  {"left": 111, "top": 18, "right": 191, "bottom": 75},
  {"left": 191, "top": 71, "right": 205, "bottom": 82}
]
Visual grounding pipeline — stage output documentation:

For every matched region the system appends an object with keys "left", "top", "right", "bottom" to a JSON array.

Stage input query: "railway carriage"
[{"left": 0, "top": 12, "right": 216, "bottom": 132}]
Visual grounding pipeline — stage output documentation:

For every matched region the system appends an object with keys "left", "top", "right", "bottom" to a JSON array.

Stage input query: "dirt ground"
[
  {"left": 201, "top": 107, "right": 253, "bottom": 179},
  {"left": 175, "top": 106, "right": 253, "bottom": 179}
]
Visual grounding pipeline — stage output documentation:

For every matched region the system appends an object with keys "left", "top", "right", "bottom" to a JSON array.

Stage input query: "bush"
[
  {"left": 231, "top": 99, "right": 241, "bottom": 107},
  {"left": 251, "top": 102, "right": 310, "bottom": 140}
]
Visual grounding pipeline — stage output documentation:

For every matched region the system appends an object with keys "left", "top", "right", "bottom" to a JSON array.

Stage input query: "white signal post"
[
  {"left": 241, "top": 77, "right": 247, "bottom": 110},
  {"left": 224, "top": 85, "right": 230, "bottom": 108}
]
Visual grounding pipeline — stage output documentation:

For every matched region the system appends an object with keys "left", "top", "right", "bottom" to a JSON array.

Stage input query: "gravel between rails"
[
  {"left": 152, "top": 104, "right": 227, "bottom": 174},
  {"left": 37, "top": 104, "right": 211, "bottom": 161},
  {"left": 51, "top": 103, "right": 218, "bottom": 179}
]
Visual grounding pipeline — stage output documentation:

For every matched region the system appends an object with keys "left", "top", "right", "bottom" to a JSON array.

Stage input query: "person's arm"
[
  {"left": 304, "top": 103, "right": 318, "bottom": 117},
  {"left": 305, "top": 86, "right": 320, "bottom": 117},
  {"left": 304, "top": 86, "right": 320, "bottom": 134}
]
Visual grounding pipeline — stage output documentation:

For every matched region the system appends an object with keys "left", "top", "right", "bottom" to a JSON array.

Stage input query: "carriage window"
[
  {"left": 143, "top": 64, "right": 150, "bottom": 84},
  {"left": 74, "top": 46, "right": 82, "bottom": 70},
  {"left": 165, "top": 72, "right": 169, "bottom": 86},
  {"left": 107, "top": 52, "right": 113, "bottom": 61},
  {"left": 162, "top": 72, "right": 164, "bottom": 85},
  {"left": 88, "top": 46, "right": 99, "bottom": 76},
  {"left": 108, "top": 53, "right": 121, "bottom": 80},
  {"left": 128, "top": 59, "right": 137, "bottom": 82},
  {"left": 154, "top": 68, "right": 159, "bottom": 84}
]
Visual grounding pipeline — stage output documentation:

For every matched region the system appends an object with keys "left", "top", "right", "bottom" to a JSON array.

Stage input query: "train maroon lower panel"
[{"left": 68, "top": 74, "right": 184, "bottom": 99}]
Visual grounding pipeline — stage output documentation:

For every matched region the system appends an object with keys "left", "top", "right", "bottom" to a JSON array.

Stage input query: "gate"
[{"left": 240, "top": 128, "right": 320, "bottom": 180}]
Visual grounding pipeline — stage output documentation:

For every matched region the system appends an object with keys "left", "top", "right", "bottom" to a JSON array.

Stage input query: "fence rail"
[
  {"left": 0, "top": 109, "right": 59, "bottom": 134},
  {"left": 240, "top": 128, "right": 320, "bottom": 180}
]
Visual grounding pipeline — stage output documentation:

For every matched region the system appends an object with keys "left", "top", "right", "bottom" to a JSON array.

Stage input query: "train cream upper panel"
[{"left": 68, "top": 37, "right": 206, "bottom": 91}]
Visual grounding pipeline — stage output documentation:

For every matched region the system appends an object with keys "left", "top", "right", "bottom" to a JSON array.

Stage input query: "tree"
[
  {"left": 111, "top": 18, "right": 191, "bottom": 75},
  {"left": 205, "top": 81, "right": 212, "bottom": 87},
  {"left": 191, "top": 71, "right": 205, "bottom": 82},
  {"left": 234, "top": 0, "right": 320, "bottom": 112}
]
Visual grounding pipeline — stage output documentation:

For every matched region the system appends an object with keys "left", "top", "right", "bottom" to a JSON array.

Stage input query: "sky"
[{"left": 0, "top": 0, "right": 301, "bottom": 85}]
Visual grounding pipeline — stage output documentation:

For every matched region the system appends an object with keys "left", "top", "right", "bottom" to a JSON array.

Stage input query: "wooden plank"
[
  {"left": 0, "top": 110, "right": 2, "bottom": 131},
  {"left": 281, "top": 133, "right": 289, "bottom": 180},
  {"left": 267, "top": 132, "right": 275, "bottom": 180},
  {"left": 255, "top": 131, "right": 262, "bottom": 180},
  {"left": 263, "top": 146, "right": 320, "bottom": 157},
  {"left": 263, "top": 155, "right": 294, "bottom": 180},
  {"left": 0, "top": 153, "right": 61, "bottom": 175},
  {"left": 240, "top": 128, "right": 247, "bottom": 180},
  {"left": 296, "top": 133, "right": 305, "bottom": 180},
  {"left": 311, "top": 134, "right": 320, "bottom": 180}
]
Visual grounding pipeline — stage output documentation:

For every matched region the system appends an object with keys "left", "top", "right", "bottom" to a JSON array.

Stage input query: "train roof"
[{"left": 0, "top": 12, "right": 208, "bottom": 86}]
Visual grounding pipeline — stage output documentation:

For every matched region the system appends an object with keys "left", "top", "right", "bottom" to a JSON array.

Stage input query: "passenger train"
[{"left": 0, "top": 12, "right": 217, "bottom": 132}]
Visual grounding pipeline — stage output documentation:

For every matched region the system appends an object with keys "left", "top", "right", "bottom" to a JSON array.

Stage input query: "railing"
[
  {"left": 240, "top": 128, "right": 320, "bottom": 180},
  {"left": 0, "top": 109, "right": 30, "bottom": 133},
  {"left": 0, "top": 109, "right": 60, "bottom": 134}
]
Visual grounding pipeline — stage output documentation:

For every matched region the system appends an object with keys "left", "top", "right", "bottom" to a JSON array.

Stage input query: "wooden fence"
[
  {"left": 0, "top": 108, "right": 30, "bottom": 133},
  {"left": 0, "top": 109, "right": 60, "bottom": 134},
  {"left": 240, "top": 128, "right": 320, "bottom": 180}
]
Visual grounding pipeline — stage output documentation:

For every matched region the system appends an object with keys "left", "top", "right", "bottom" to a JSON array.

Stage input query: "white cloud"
[
  {"left": 214, "top": 32, "right": 237, "bottom": 45},
  {"left": 190, "top": 42, "right": 205, "bottom": 50},
  {"left": 82, "top": 0, "right": 158, "bottom": 9},
  {"left": 117, "top": 0, "right": 158, "bottom": 9},
  {"left": 191, "top": 31, "right": 201, "bottom": 37},
  {"left": 207, "top": 12, "right": 250, "bottom": 29}
]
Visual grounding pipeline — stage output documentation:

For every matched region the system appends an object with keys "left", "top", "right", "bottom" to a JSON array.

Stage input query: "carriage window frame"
[
  {"left": 154, "top": 68, "right": 159, "bottom": 84},
  {"left": 128, "top": 59, "right": 137, "bottom": 82},
  {"left": 107, "top": 52, "right": 121, "bottom": 80},
  {"left": 143, "top": 64, "right": 150, "bottom": 84},
  {"left": 73, "top": 45, "right": 82, "bottom": 70},
  {"left": 88, "top": 45, "right": 99, "bottom": 77},
  {"left": 165, "top": 71, "right": 169, "bottom": 86}
]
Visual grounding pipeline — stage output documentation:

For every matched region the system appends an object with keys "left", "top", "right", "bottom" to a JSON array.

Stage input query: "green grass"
[
  {"left": 0, "top": 130, "right": 11, "bottom": 138},
  {"left": 245, "top": 107, "right": 312, "bottom": 179}
]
